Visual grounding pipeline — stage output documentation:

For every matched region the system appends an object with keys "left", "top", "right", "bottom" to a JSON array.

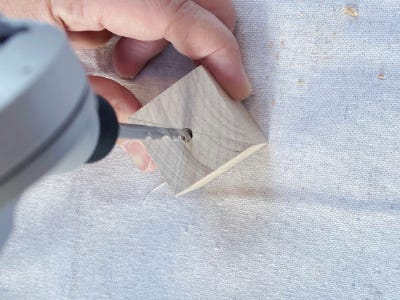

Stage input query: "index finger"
[{"left": 51, "top": 0, "right": 252, "bottom": 100}]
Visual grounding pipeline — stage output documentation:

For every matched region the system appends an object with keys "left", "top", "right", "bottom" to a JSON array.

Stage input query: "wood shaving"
[
  {"left": 297, "top": 79, "right": 305, "bottom": 86},
  {"left": 343, "top": 5, "right": 359, "bottom": 17}
]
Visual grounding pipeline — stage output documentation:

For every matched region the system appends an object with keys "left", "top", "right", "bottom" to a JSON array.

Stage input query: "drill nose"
[{"left": 0, "top": 18, "right": 27, "bottom": 44}]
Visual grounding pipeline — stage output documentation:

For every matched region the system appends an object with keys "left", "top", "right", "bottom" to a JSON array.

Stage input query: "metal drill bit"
[{"left": 119, "top": 124, "right": 193, "bottom": 142}]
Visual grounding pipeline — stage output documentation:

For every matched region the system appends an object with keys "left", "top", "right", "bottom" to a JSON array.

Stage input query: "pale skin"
[{"left": 0, "top": 0, "right": 251, "bottom": 171}]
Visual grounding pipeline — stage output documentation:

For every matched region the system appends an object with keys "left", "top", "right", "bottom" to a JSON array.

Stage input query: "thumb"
[
  {"left": 88, "top": 76, "right": 156, "bottom": 172},
  {"left": 88, "top": 76, "right": 141, "bottom": 122}
]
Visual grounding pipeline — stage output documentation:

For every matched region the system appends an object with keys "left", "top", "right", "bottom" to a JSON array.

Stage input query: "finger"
[
  {"left": 113, "top": 38, "right": 168, "bottom": 78},
  {"left": 68, "top": 30, "right": 113, "bottom": 50},
  {"left": 88, "top": 76, "right": 156, "bottom": 172},
  {"left": 163, "top": 1, "right": 251, "bottom": 100},
  {"left": 51, "top": 0, "right": 252, "bottom": 100},
  {"left": 112, "top": 0, "right": 236, "bottom": 79},
  {"left": 194, "top": 0, "right": 236, "bottom": 31},
  {"left": 120, "top": 140, "right": 157, "bottom": 173},
  {"left": 88, "top": 76, "right": 141, "bottom": 123}
]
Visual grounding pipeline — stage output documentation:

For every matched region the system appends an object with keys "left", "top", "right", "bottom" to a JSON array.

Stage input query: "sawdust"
[
  {"left": 343, "top": 5, "right": 358, "bottom": 17},
  {"left": 267, "top": 41, "right": 274, "bottom": 48},
  {"left": 297, "top": 79, "right": 305, "bottom": 86},
  {"left": 271, "top": 99, "right": 276, "bottom": 106},
  {"left": 378, "top": 73, "right": 386, "bottom": 80}
]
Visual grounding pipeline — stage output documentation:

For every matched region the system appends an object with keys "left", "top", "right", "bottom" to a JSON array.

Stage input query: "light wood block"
[{"left": 129, "top": 66, "right": 267, "bottom": 196}]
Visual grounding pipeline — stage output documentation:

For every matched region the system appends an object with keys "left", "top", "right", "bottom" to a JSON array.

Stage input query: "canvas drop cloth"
[{"left": 1, "top": 1, "right": 399, "bottom": 299}]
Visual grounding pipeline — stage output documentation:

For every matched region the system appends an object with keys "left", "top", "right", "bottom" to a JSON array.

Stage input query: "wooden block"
[{"left": 129, "top": 66, "right": 267, "bottom": 196}]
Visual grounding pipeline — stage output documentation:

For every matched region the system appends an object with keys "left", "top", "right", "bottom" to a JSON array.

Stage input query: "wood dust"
[
  {"left": 297, "top": 79, "right": 305, "bottom": 86},
  {"left": 343, "top": 5, "right": 359, "bottom": 17}
]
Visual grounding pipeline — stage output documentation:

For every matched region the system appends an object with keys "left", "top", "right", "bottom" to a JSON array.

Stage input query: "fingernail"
[
  {"left": 233, "top": 68, "right": 253, "bottom": 101},
  {"left": 114, "top": 70, "right": 134, "bottom": 80},
  {"left": 244, "top": 75, "right": 253, "bottom": 98},
  {"left": 120, "top": 140, "right": 152, "bottom": 172},
  {"left": 118, "top": 71, "right": 138, "bottom": 80},
  {"left": 144, "top": 158, "right": 157, "bottom": 173},
  {"left": 240, "top": 64, "right": 253, "bottom": 99}
]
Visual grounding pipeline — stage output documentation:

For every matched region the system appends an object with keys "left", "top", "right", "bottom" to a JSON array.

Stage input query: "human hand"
[{"left": 1, "top": 0, "right": 251, "bottom": 171}]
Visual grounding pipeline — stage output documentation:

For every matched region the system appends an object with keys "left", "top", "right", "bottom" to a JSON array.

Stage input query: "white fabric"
[{"left": 1, "top": 1, "right": 400, "bottom": 298}]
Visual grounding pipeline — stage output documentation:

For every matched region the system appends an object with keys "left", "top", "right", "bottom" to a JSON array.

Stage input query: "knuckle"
[
  {"left": 146, "top": 0, "right": 194, "bottom": 34},
  {"left": 166, "top": 0, "right": 194, "bottom": 16},
  {"left": 149, "top": 0, "right": 190, "bottom": 13},
  {"left": 214, "top": 0, "right": 236, "bottom": 31},
  {"left": 162, "top": 0, "right": 197, "bottom": 37},
  {"left": 50, "top": 0, "right": 87, "bottom": 29}
]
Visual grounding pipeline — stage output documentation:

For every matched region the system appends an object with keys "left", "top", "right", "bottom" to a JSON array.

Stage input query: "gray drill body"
[{"left": 0, "top": 17, "right": 191, "bottom": 247}]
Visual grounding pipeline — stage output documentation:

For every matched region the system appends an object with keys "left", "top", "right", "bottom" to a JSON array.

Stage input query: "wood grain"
[{"left": 129, "top": 66, "right": 266, "bottom": 196}]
